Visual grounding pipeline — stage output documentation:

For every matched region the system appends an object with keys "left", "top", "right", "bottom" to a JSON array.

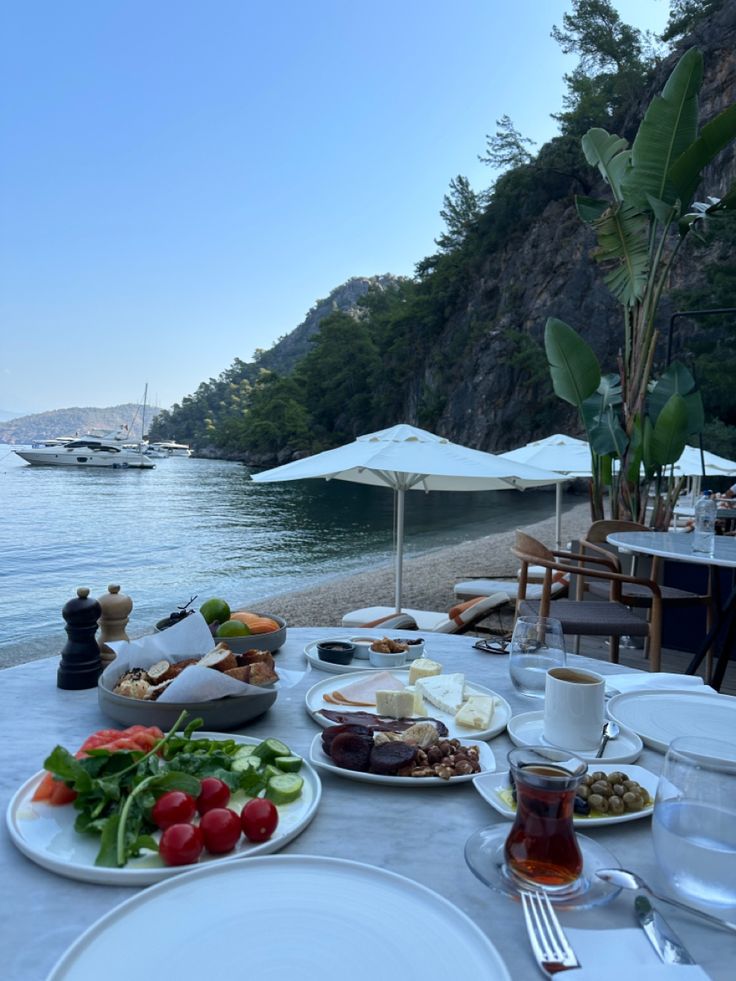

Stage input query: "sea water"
[
  {"left": 652, "top": 800, "right": 736, "bottom": 907},
  {"left": 0, "top": 448, "right": 562, "bottom": 658}
]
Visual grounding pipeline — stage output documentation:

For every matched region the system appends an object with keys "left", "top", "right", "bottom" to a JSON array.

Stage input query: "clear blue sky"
[{"left": 0, "top": 1, "right": 670, "bottom": 415}]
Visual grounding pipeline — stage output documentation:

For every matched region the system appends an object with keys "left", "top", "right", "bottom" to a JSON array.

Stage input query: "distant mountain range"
[{"left": 0, "top": 404, "right": 162, "bottom": 444}]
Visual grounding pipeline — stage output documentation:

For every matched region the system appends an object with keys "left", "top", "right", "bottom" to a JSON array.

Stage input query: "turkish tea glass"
[
  {"left": 509, "top": 615, "right": 565, "bottom": 697},
  {"left": 504, "top": 747, "right": 587, "bottom": 890},
  {"left": 652, "top": 736, "right": 736, "bottom": 909}
]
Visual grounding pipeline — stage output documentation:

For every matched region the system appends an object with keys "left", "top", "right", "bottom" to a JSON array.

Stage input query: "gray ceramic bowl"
[
  {"left": 98, "top": 667, "right": 277, "bottom": 732},
  {"left": 212, "top": 614, "right": 287, "bottom": 653}
]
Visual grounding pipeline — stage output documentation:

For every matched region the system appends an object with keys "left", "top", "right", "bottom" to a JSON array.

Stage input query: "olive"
[
  {"left": 581, "top": 774, "right": 595, "bottom": 787},
  {"left": 624, "top": 780, "right": 641, "bottom": 792},
  {"left": 612, "top": 783, "right": 626, "bottom": 797},
  {"left": 590, "top": 771, "right": 607, "bottom": 782},
  {"left": 577, "top": 784, "right": 590, "bottom": 801},
  {"left": 588, "top": 793, "right": 608, "bottom": 813},
  {"left": 591, "top": 780, "right": 612, "bottom": 797},
  {"left": 607, "top": 771, "right": 627, "bottom": 784},
  {"left": 608, "top": 795, "right": 625, "bottom": 815},
  {"left": 623, "top": 791, "right": 644, "bottom": 812},
  {"left": 574, "top": 795, "right": 591, "bottom": 815}
]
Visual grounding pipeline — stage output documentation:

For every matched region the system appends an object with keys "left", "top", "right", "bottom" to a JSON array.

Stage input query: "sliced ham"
[{"left": 328, "top": 671, "right": 405, "bottom": 707}]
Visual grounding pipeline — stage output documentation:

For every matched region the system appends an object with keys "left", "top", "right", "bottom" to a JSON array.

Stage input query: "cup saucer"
[
  {"left": 465, "top": 826, "right": 622, "bottom": 909},
  {"left": 507, "top": 710, "right": 643, "bottom": 764}
]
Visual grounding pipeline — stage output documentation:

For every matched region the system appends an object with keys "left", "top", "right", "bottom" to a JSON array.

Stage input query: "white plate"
[
  {"left": 305, "top": 669, "right": 511, "bottom": 740},
  {"left": 6, "top": 732, "right": 321, "bottom": 886},
  {"left": 309, "top": 732, "right": 496, "bottom": 786},
  {"left": 607, "top": 688, "right": 736, "bottom": 752},
  {"left": 473, "top": 764, "right": 657, "bottom": 826},
  {"left": 48, "top": 855, "right": 511, "bottom": 981},
  {"left": 304, "top": 639, "right": 379, "bottom": 674},
  {"left": 506, "top": 711, "right": 643, "bottom": 763}
]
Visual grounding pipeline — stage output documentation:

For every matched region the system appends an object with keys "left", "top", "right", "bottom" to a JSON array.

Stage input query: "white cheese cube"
[
  {"left": 408, "top": 657, "right": 443, "bottom": 685},
  {"left": 415, "top": 673, "right": 465, "bottom": 714},
  {"left": 375, "top": 689, "right": 415, "bottom": 719},
  {"left": 455, "top": 695, "right": 495, "bottom": 730}
]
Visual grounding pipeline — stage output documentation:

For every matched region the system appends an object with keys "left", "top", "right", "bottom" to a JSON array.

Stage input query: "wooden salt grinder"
[
  {"left": 58, "top": 587, "right": 102, "bottom": 690},
  {"left": 97, "top": 584, "right": 132, "bottom": 665}
]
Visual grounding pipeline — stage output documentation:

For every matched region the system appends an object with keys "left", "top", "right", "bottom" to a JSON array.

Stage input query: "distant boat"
[
  {"left": 146, "top": 441, "right": 193, "bottom": 458},
  {"left": 14, "top": 428, "right": 156, "bottom": 469}
]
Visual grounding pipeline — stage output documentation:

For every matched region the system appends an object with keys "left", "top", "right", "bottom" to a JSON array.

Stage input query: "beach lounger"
[
  {"left": 454, "top": 565, "right": 569, "bottom": 603},
  {"left": 341, "top": 591, "right": 509, "bottom": 634}
]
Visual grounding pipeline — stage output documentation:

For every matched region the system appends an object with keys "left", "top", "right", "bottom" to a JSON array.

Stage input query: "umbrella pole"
[
  {"left": 395, "top": 487, "right": 405, "bottom": 612},
  {"left": 555, "top": 482, "right": 562, "bottom": 550}
]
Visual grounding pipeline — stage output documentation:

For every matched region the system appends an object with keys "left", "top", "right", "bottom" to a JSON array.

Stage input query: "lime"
[
  {"left": 216, "top": 619, "right": 250, "bottom": 638},
  {"left": 200, "top": 597, "right": 231, "bottom": 624}
]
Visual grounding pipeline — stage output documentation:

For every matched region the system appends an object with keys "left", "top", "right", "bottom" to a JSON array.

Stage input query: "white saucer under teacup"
[{"left": 506, "top": 710, "right": 643, "bottom": 764}]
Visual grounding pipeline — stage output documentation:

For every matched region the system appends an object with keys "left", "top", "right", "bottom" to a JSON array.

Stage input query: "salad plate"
[
  {"left": 473, "top": 763, "right": 657, "bottom": 827},
  {"left": 6, "top": 732, "right": 321, "bottom": 886},
  {"left": 305, "top": 670, "right": 511, "bottom": 740},
  {"left": 309, "top": 733, "right": 496, "bottom": 787},
  {"left": 48, "top": 856, "right": 511, "bottom": 980},
  {"left": 606, "top": 688, "right": 736, "bottom": 752}
]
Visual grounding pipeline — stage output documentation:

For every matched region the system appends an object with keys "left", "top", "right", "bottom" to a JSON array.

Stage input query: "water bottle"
[{"left": 693, "top": 490, "right": 717, "bottom": 555}]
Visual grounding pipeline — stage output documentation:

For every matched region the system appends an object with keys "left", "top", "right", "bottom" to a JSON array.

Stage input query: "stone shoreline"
[{"left": 1, "top": 500, "right": 592, "bottom": 669}]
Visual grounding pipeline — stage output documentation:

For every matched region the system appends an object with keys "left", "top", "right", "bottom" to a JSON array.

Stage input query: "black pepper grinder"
[{"left": 58, "top": 587, "right": 103, "bottom": 690}]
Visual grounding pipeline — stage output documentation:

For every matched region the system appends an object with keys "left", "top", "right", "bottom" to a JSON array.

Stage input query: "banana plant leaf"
[
  {"left": 581, "top": 129, "right": 630, "bottom": 201},
  {"left": 575, "top": 195, "right": 608, "bottom": 224},
  {"left": 591, "top": 202, "right": 649, "bottom": 304},
  {"left": 669, "top": 104, "right": 736, "bottom": 208},
  {"left": 622, "top": 48, "right": 703, "bottom": 211},
  {"left": 581, "top": 373, "right": 623, "bottom": 432},
  {"left": 648, "top": 361, "right": 704, "bottom": 434},
  {"left": 643, "top": 394, "right": 689, "bottom": 469},
  {"left": 544, "top": 318, "right": 600, "bottom": 409},
  {"left": 588, "top": 406, "right": 628, "bottom": 459}
]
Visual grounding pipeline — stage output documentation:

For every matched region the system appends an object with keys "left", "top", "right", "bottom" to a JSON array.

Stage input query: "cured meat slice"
[
  {"left": 334, "top": 671, "right": 404, "bottom": 703},
  {"left": 320, "top": 711, "right": 448, "bottom": 737}
]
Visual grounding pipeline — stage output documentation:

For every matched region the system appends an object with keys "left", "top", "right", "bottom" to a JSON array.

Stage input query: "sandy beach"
[{"left": 2, "top": 500, "right": 592, "bottom": 668}]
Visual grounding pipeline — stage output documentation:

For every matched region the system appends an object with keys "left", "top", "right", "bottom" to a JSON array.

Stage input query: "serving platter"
[
  {"left": 473, "top": 763, "right": 657, "bottom": 827},
  {"left": 309, "top": 733, "right": 496, "bottom": 787},
  {"left": 48, "top": 856, "right": 511, "bottom": 980},
  {"left": 6, "top": 733, "right": 321, "bottom": 886},
  {"left": 304, "top": 639, "right": 379, "bottom": 674},
  {"left": 607, "top": 688, "right": 736, "bottom": 752},
  {"left": 305, "top": 669, "right": 511, "bottom": 740}
]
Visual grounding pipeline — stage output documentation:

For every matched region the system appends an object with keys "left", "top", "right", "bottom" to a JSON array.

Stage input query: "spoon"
[
  {"left": 594, "top": 721, "right": 620, "bottom": 758},
  {"left": 596, "top": 869, "right": 736, "bottom": 934}
]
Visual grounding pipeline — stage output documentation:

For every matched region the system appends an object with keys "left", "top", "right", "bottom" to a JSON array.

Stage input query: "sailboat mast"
[{"left": 141, "top": 383, "right": 148, "bottom": 441}]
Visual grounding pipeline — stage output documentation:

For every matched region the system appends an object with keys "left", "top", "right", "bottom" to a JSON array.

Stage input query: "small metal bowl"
[{"left": 317, "top": 640, "right": 355, "bottom": 665}]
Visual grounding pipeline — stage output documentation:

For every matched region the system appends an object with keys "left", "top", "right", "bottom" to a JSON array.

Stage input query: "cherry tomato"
[
  {"left": 151, "top": 790, "right": 197, "bottom": 830},
  {"left": 159, "top": 823, "right": 204, "bottom": 866},
  {"left": 240, "top": 798, "right": 279, "bottom": 843},
  {"left": 197, "top": 777, "right": 231, "bottom": 815},
  {"left": 199, "top": 807, "right": 242, "bottom": 854}
]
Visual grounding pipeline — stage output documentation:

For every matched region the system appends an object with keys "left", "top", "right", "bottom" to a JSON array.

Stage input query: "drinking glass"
[
  {"left": 504, "top": 747, "right": 587, "bottom": 890},
  {"left": 509, "top": 616, "right": 565, "bottom": 697},
  {"left": 652, "top": 736, "right": 736, "bottom": 909}
]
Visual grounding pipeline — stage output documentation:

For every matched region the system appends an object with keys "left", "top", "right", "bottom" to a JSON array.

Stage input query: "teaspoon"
[
  {"left": 594, "top": 721, "right": 619, "bottom": 758},
  {"left": 596, "top": 868, "right": 736, "bottom": 934}
]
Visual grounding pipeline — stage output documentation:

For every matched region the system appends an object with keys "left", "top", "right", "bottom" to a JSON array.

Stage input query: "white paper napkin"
[
  {"left": 605, "top": 672, "right": 706, "bottom": 695},
  {"left": 566, "top": 927, "right": 711, "bottom": 979},
  {"left": 103, "top": 612, "right": 303, "bottom": 702}
]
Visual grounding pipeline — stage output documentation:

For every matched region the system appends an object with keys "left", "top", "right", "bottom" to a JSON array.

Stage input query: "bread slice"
[
  {"left": 224, "top": 665, "right": 251, "bottom": 684},
  {"left": 147, "top": 659, "right": 173, "bottom": 683},
  {"left": 248, "top": 661, "right": 279, "bottom": 686},
  {"left": 199, "top": 643, "right": 238, "bottom": 673}
]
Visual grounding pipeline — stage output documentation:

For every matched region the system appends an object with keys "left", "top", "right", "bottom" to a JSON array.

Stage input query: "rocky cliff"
[{"left": 431, "top": 3, "right": 736, "bottom": 453}]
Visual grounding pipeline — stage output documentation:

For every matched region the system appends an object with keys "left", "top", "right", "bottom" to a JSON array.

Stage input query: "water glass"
[
  {"left": 652, "top": 736, "right": 736, "bottom": 909},
  {"left": 509, "top": 616, "right": 565, "bottom": 697}
]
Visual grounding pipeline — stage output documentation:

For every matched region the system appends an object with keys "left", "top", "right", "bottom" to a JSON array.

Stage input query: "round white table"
[
  {"left": 607, "top": 531, "right": 736, "bottom": 690},
  {"left": 1, "top": 630, "right": 733, "bottom": 979}
]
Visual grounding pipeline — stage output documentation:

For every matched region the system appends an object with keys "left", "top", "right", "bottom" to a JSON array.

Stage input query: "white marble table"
[
  {"left": 608, "top": 531, "right": 736, "bottom": 690},
  {"left": 2, "top": 630, "right": 734, "bottom": 979}
]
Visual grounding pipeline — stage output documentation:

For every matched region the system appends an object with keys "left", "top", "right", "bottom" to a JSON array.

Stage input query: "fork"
[{"left": 521, "top": 889, "right": 581, "bottom": 976}]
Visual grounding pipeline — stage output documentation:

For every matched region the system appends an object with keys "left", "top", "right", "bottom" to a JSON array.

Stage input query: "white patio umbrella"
[
  {"left": 500, "top": 434, "right": 592, "bottom": 548},
  {"left": 250, "top": 424, "right": 563, "bottom": 612}
]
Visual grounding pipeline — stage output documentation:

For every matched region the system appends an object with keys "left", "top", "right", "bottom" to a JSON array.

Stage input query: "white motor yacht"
[
  {"left": 14, "top": 429, "right": 156, "bottom": 469},
  {"left": 146, "top": 441, "right": 192, "bottom": 457}
]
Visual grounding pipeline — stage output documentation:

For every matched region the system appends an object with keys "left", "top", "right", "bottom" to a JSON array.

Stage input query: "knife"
[{"left": 635, "top": 895, "right": 696, "bottom": 965}]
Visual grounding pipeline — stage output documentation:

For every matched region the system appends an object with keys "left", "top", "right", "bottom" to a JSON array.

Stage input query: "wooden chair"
[{"left": 512, "top": 531, "right": 664, "bottom": 671}]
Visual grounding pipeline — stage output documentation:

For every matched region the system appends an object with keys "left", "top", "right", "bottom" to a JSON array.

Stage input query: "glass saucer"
[{"left": 465, "top": 826, "right": 622, "bottom": 910}]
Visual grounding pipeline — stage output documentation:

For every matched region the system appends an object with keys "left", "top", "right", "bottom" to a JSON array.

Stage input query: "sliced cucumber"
[
  {"left": 251, "top": 738, "right": 291, "bottom": 763},
  {"left": 274, "top": 755, "right": 303, "bottom": 773},
  {"left": 234, "top": 745, "right": 257, "bottom": 760},
  {"left": 262, "top": 763, "right": 282, "bottom": 782},
  {"left": 266, "top": 773, "right": 304, "bottom": 804},
  {"left": 231, "top": 754, "right": 262, "bottom": 774}
]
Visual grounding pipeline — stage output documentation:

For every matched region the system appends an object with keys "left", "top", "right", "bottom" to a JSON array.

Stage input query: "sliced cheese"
[
  {"left": 408, "top": 657, "right": 442, "bottom": 685},
  {"left": 415, "top": 673, "right": 465, "bottom": 714},
  {"left": 405, "top": 685, "right": 426, "bottom": 716},
  {"left": 455, "top": 694, "right": 495, "bottom": 730},
  {"left": 375, "top": 689, "right": 415, "bottom": 719}
]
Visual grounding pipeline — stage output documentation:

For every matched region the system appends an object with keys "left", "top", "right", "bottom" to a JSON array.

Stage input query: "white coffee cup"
[{"left": 543, "top": 666, "right": 605, "bottom": 750}]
